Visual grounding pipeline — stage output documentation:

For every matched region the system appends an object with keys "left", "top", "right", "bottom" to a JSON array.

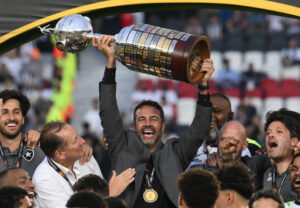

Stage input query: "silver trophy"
[
  {"left": 39, "top": 14, "right": 210, "bottom": 84},
  {"left": 39, "top": 14, "right": 104, "bottom": 52}
]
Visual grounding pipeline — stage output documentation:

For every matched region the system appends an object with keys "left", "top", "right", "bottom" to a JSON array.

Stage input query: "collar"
[{"left": 50, "top": 159, "right": 79, "bottom": 176}]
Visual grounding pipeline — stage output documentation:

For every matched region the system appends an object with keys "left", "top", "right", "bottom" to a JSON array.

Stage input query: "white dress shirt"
[{"left": 32, "top": 156, "right": 102, "bottom": 208}]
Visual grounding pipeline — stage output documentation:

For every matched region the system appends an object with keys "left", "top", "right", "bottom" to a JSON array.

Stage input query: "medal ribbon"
[
  {"left": 0, "top": 139, "right": 24, "bottom": 169},
  {"left": 145, "top": 168, "right": 155, "bottom": 188},
  {"left": 47, "top": 158, "right": 73, "bottom": 189}
]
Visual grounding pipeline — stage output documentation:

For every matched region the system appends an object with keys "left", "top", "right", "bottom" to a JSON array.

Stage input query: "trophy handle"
[{"left": 84, "top": 33, "right": 101, "bottom": 39}]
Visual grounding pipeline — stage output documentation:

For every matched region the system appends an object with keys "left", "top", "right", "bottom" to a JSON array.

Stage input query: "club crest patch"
[{"left": 23, "top": 149, "right": 34, "bottom": 161}]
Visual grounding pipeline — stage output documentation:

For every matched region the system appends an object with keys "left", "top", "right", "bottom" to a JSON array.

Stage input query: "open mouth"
[
  {"left": 293, "top": 177, "right": 300, "bottom": 188},
  {"left": 141, "top": 126, "right": 156, "bottom": 138},
  {"left": 142, "top": 130, "right": 154, "bottom": 137},
  {"left": 6, "top": 122, "right": 18, "bottom": 130},
  {"left": 268, "top": 140, "right": 278, "bottom": 150},
  {"left": 210, "top": 121, "right": 217, "bottom": 131}
]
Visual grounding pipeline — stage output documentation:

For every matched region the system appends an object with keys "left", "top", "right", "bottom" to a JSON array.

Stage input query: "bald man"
[
  {"left": 198, "top": 121, "right": 270, "bottom": 191},
  {"left": 0, "top": 168, "right": 35, "bottom": 206}
]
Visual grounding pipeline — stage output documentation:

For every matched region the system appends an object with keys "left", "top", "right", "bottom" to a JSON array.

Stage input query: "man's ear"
[
  {"left": 178, "top": 194, "right": 184, "bottom": 207},
  {"left": 291, "top": 137, "right": 299, "bottom": 147},
  {"left": 243, "top": 140, "right": 248, "bottom": 151},
  {"left": 162, "top": 122, "right": 166, "bottom": 132},
  {"left": 54, "top": 149, "right": 65, "bottom": 160},
  {"left": 226, "top": 191, "right": 234, "bottom": 205}
]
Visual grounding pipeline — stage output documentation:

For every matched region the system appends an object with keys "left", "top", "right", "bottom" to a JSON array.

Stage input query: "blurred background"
[{"left": 1, "top": 8, "right": 300, "bottom": 146}]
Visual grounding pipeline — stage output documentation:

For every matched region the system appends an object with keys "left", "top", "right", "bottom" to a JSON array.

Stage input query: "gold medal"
[{"left": 143, "top": 188, "right": 158, "bottom": 203}]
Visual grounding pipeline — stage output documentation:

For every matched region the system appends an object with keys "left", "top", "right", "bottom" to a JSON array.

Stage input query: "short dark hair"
[
  {"left": 264, "top": 109, "right": 299, "bottom": 138},
  {"left": 176, "top": 168, "right": 219, "bottom": 208},
  {"left": 72, "top": 174, "right": 109, "bottom": 197},
  {"left": 211, "top": 93, "right": 231, "bottom": 106},
  {"left": 105, "top": 197, "right": 127, "bottom": 208},
  {"left": 0, "top": 186, "right": 29, "bottom": 208},
  {"left": 66, "top": 191, "right": 107, "bottom": 208},
  {"left": 133, "top": 100, "right": 164, "bottom": 124},
  {"left": 0, "top": 89, "right": 30, "bottom": 116},
  {"left": 214, "top": 162, "right": 254, "bottom": 200},
  {"left": 40, "top": 121, "right": 67, "bottom": 158},
  {"left": 249, "top": 190, "right": 284, "bottom": 208}
]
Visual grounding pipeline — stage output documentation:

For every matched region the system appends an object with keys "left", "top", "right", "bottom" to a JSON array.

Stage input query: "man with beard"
[
  {"left": 189, "top": 93, "right": 260, "bottom": 168},
  {"left": 285, "top": 153, "right": 300, "bottom": 207},
  {"left": 0, "top": 90, "right": 94, "bottom": 178},
  {"left": 263, "top": 109, "right": 300, "bottom": 202},
  {"left": 93, "top": 35, "right": 214, "bottom": 208},
  {"left": 0, "top": 168, "right": 36, "bottom": 207},
  {"left": 189, "top": 93, "right": 233, "bottom": 167},
  {"left": 198, "top": 120, "right": 270, "bottom": 191},
  {"left": 0, "top": 90, "right": 44, "bottom": 177}
]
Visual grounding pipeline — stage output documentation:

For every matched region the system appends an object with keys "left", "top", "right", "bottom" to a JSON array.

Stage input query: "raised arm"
[
  {"left": 92, "top": 36, "right": 127, "bottom": 155},
  {"left": 175, "top": 57, "right": 214, "bottom": 168}
]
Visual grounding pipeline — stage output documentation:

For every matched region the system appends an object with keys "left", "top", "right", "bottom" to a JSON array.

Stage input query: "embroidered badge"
[{"left": 23, "top": 149, "right": 34, "bottom": 161}]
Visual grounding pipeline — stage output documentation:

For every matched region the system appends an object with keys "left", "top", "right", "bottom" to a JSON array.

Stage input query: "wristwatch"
[{"left": 198, "top": 82, "right": 210, "bottom": 91}]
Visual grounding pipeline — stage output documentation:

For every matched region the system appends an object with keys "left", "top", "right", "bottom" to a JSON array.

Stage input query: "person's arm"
[
  {"left": 92, "top": 36, "right": 127, "bottom": 155},
  {"left": 174, "top": 57, "right": 214, "bottom": 168}
]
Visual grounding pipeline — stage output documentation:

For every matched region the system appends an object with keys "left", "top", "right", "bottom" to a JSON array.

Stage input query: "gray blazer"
[{"left": 99, "top": 83, "right": 212, "bottom": 207}]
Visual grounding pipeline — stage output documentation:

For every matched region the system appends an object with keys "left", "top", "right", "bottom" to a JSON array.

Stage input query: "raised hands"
[
  {"left": 190, "top": 57, "right": 214, "bottom": 93},
  {"left": 24, "top": 130, "right": 40, "bottom": 149},
  {"left": 79, "top": 143, "right": 93, "bottom": 165},
  {"left": 109, "top": 168, "right": 136, "bottom": 197},
  {"left": 219, "top": 136, "right": 240, "bottom": 160},
  {"left": 92, "top": 35, "right": 116, "bottom": 68}
]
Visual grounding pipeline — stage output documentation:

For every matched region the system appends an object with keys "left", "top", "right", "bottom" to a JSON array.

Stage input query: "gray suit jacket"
[{"left": 99, "top": 82, "right": 212, "bottom": 207}]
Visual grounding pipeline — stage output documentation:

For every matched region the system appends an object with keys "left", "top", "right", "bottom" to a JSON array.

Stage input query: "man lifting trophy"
[{"left": 39, "top": 14, "right": 210, "bottom": 84}]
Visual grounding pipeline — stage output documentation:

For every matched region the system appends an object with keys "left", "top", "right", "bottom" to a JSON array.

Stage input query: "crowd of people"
[
  {"left": 0, "top": 8, "right": 300, "bottom": 208},
  {"left": 0, "top": 32, "right": 299, "bottom": 208}
]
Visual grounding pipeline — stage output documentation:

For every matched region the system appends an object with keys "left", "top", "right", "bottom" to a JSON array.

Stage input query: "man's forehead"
[
  {"left": 2, "top": 99, "right": 21, "bottom": 107},
  {"left": 136, "top": 105, "right": 160, "bottom": 115},
  {"left": 10, "top": 169, "right": 29, "bottom": 177},
  {"left": 211, "top": 97, "right": 231, "bottom": 109},
  {"left": 56, "top": 124, "right": 77, "bottom": 141}
]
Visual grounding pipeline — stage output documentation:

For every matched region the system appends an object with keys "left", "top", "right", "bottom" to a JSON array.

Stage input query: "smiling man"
[
  {"left": 93, "top": 35, "right": 214, "bottom": 208},
  {"left": 0, "top": 90, "right": 45, "bottom": 177},
  {"left": 263, "top": 109, "right": 300, "bottom": 202},
  {"left": 32, "top": 122, "right": 103, "bottom": 208}
]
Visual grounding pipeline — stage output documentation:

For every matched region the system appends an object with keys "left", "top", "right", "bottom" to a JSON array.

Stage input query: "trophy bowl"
[{"left": 53, "top": 14, "right": 94, "bottom": 53}]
